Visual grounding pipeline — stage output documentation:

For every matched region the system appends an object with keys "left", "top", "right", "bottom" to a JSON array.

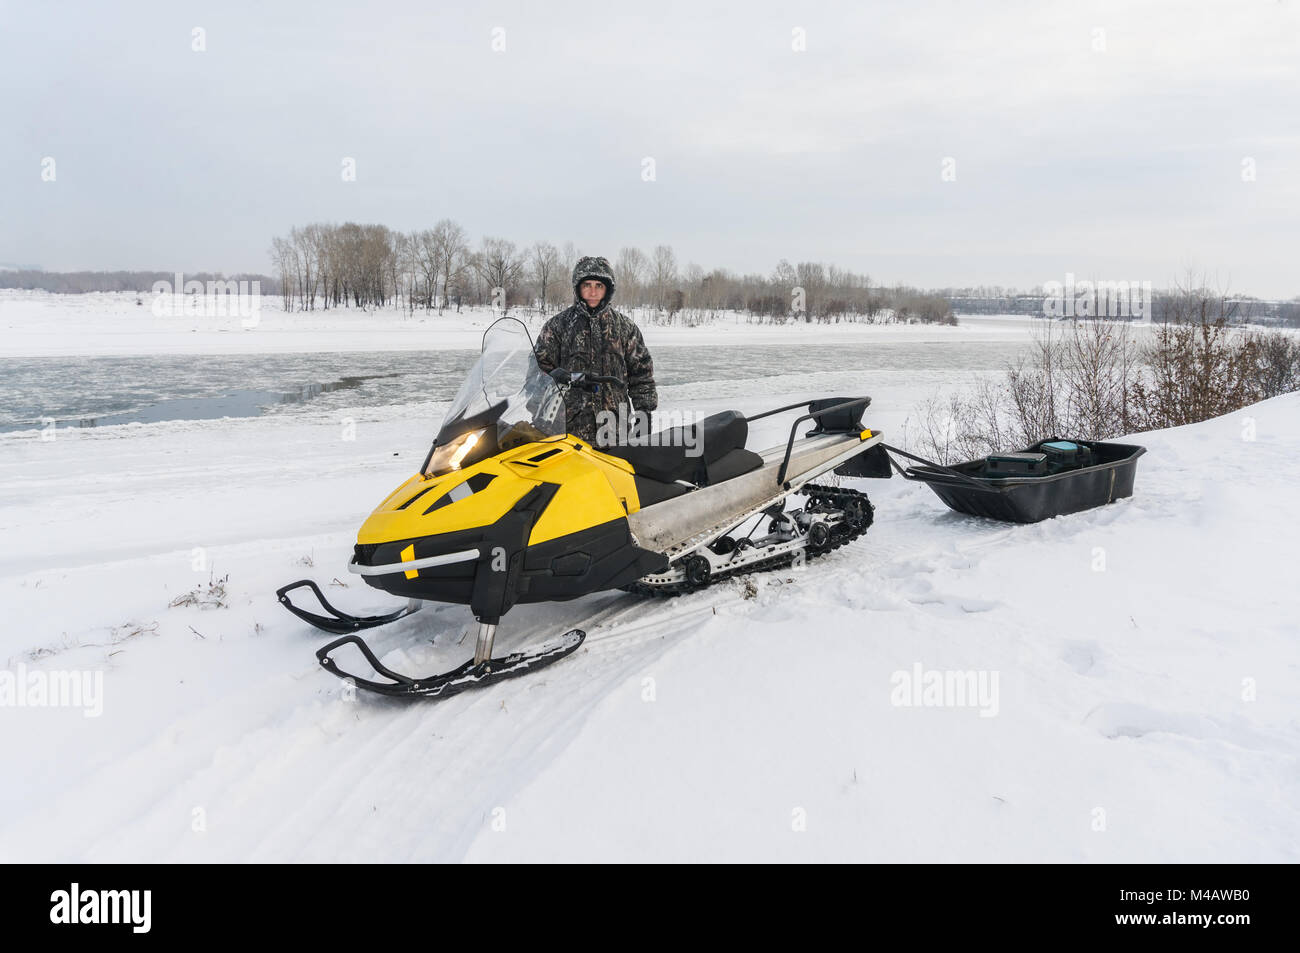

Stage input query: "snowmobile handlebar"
[{"left": 548, "top": 367, "right": 625, "bottom": 394}]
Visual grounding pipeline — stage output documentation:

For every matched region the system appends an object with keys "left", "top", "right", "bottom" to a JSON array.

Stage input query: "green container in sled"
[
  {"left": 1040, "top": 440, "right": 1094, "bottom": 472},
  {"left": 898, "top": 438, "right": 1146, "bottom": 523},
  {"left": 985, "top": 451, "right": 1047, "bottom": 476}
]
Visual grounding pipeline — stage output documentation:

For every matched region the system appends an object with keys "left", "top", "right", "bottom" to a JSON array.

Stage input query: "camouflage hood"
[{"left": 572, "top": 255, "right": 615, "bottom": 311}]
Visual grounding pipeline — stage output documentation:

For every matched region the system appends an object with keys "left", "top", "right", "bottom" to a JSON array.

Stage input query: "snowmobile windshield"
[{"left": 424, "top": 317, "right": 566, "bottom": 476}]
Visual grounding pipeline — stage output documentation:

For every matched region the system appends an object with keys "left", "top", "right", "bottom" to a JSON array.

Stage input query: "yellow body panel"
[
  {"left": 356, "top": 464, "right": 531, "bottom": 545},
  {"left": 526, "top": 445, "right": 631, "bottom": 544},
  {"left": 356, "top": 438, "right": 645, "bottom": 550}
]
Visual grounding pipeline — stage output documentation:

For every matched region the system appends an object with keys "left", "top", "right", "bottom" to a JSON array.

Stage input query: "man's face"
[{"left": 579, "top": 279, "right": 606, "bottom": 309}]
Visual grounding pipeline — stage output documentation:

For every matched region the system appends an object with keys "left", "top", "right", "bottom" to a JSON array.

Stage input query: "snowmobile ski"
[
  {"left": 315, "top": 627, "right": 586, "bottom": 699},
  {"left": 276, "top": 578, "right": 421, "bottom": 635}
]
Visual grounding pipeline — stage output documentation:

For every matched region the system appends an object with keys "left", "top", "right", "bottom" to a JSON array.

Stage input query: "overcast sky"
[{"left": 2, "top": 0, "right": 1297, "bottom": 296}]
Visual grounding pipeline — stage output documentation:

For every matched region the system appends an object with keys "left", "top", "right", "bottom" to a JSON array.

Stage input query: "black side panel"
[
  {"left": 835, "top": 443, "right": 893, "bottom": 478},
  {"left": 517, "top": 518, "right": 667, "bottom": 601},
  {"left": 466, "top": 483, "right": 560, "bottom": 621}
]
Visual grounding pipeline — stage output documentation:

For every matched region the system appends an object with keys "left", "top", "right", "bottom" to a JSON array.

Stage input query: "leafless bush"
[
  {"left": 894, "top": 294, "right": 958, "bottom": 326},
  {"left": 911, "top": 293, "right": 1300, "bottom": 463},
  {"left": 911, "top": 378, "right": 1017, "bottom": 463},
  {"left": 1248, "top": 331, "right": 1300, "bottom": 399},
  {"left": 1131, "top": 321, "right": 1300, "bottom": 429},
  {"left": 1130, "top": 319, "right": 1251, "bottom": 429},
  {"left": 911, "top": 318, "right": 1139, "bottom": 462}
]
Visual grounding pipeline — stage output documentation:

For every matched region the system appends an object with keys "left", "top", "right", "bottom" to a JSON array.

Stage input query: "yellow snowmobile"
[{"left": 277, "top": 318, "right": 887, "bottom": 698}]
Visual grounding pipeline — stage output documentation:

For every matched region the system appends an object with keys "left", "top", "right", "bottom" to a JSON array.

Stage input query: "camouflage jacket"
[{"left": 534, "top": 303, "right": 658, "bottom": 443}]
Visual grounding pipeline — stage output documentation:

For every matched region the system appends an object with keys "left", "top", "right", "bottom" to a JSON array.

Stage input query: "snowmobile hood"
[
  {"left": 358, "top": 437, "right": 642, "bottom": 549},
  {"left": 572, "top": 255, "right": 615, "bottom": 311}
]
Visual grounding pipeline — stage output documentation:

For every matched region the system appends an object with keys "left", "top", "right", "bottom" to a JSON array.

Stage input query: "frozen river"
[{"left": 0, "top": 338, "right": 1033, "bottom": 431}]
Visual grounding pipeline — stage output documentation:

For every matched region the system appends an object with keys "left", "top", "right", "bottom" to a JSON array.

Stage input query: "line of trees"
[
  {"left": 269, "top": 221, "right": 569, "bottom": 315},
  {"left": 7, "top": 261, "right": 1298, "bottom": 328},
  {"left": 266, "top": 220, "right": 957, "bottom": 324},
  {"left": 0, "top": 270, "right": 278, "bottom": 294}
]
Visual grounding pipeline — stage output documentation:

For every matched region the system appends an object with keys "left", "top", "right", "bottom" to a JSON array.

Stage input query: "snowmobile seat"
[{"left": 602, "top": 410, "right": 762, "bottom": 486}]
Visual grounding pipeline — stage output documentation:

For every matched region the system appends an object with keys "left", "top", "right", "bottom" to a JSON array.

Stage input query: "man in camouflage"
[{"left": 535, "top": 256, "right": 658, "bottom": 445}]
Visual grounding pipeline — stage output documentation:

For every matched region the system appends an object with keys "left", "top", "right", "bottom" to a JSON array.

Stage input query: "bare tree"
[
  {"left": 529, "top": 241, "right": 562, "bottom": 315},
  {"left": 651, "top": 244, "right": 677, "bottom": 316},
  {"left": 429, "top": 219, "right": 468, "bottom": 313},
  {"left": 794, "top": 262, "right": 826, "bottom": 320},
  {"left": 475, "top": 237, "right": 524, "bottom": 313},
  {"left": 389, "top": 230, "right": 411, "bottom": 312},
  {"left": 288, "top": 224, "right": 325, "bottom": 310},
  {"left": 615, "top": 247, "right": 648, "bottom": 307},
  {"left": 411, "top": 229, "right": 438, "bottom": 309},
  {"left": 270, "top": 236, "right": 295, "bottom": 310}
]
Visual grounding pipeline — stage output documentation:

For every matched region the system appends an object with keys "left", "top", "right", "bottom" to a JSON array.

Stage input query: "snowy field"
[
  {"left": 0, "top": 289, "right": 1041, "bottom": 358},
  {"left": 1, "top": 292, "right": 1296, "bottom": 862}
]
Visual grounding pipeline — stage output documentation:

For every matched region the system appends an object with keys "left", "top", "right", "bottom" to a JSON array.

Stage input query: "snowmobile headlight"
[{"left": 426, "top": 428, "right": 488, "bottom": 476}]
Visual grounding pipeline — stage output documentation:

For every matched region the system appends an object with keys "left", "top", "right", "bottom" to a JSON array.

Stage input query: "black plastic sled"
[{"left": 893, "top": 439, "right": 1147, "bottom": 523}]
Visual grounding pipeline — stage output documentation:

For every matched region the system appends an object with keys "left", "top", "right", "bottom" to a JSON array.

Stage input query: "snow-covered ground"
[
  {"left": 1, "top": 291, "right": 1296, "bottom": 862},
  {"left": 0, "top": 289, "right": 1040, "bottom": 358}
]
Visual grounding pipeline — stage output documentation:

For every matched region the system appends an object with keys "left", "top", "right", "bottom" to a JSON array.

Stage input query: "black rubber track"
[{"left": 624, "top": 484, "right": 874, "bottom": 598}]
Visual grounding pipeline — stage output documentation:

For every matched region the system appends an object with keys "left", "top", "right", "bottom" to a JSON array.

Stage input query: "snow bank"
[{"left": 1, "top": 374, "right": 1295, "bottom": 861}]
